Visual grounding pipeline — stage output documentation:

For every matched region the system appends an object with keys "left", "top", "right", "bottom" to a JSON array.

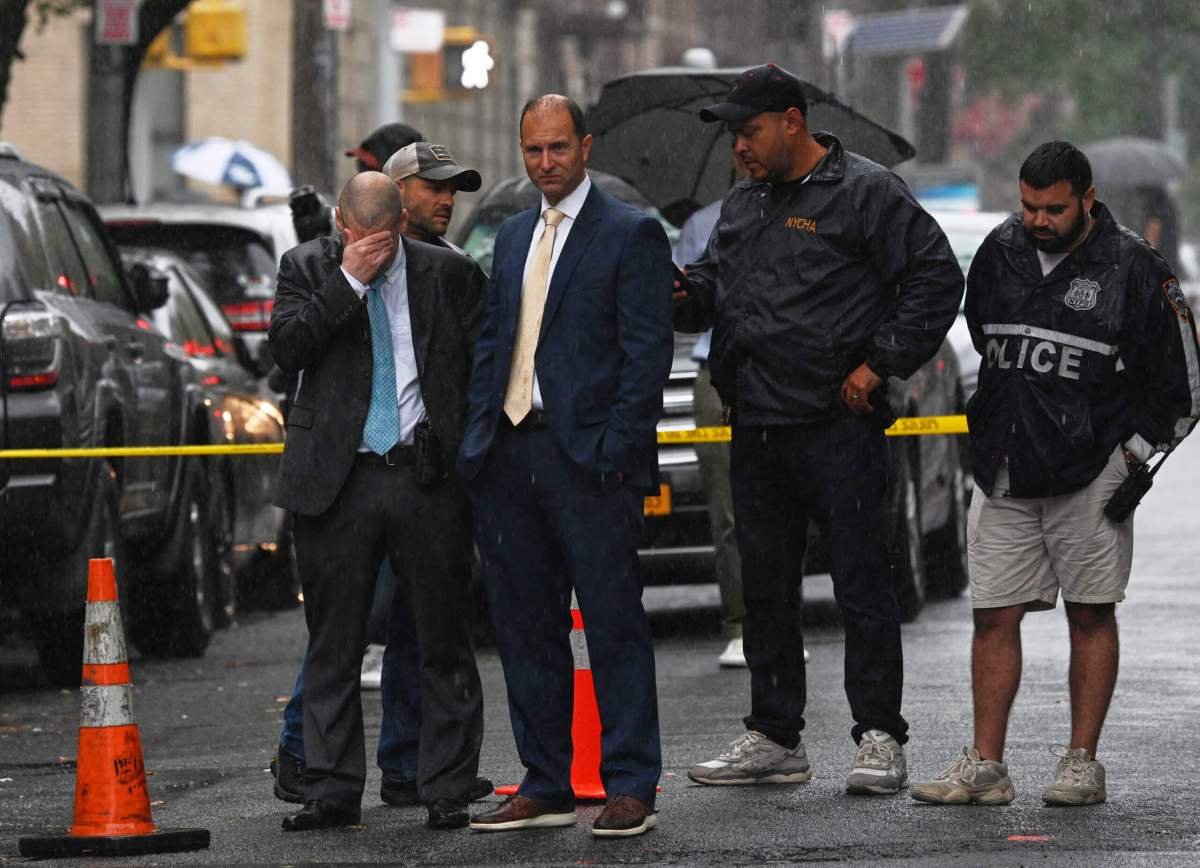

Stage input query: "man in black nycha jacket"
[
  {"left": 269, "top": 172, "right": 486, "bottom": 832},
  {"left": 912, "top": 142, "right": 1199, "bottom": 809},
  {"left": 675, "top": 64, "right": 963, "bottom": 796}
]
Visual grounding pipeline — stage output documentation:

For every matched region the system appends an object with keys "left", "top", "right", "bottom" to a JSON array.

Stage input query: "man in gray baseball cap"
[{"left": 382, "top": 143, "right": 482, "bottom": 244}]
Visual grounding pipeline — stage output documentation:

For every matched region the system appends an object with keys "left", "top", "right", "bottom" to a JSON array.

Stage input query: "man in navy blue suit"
[{"left": 458, "top": 94, "right": 673, "bottom": 839}]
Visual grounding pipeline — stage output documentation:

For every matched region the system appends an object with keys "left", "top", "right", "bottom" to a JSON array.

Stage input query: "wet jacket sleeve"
[
  {"left": 963, "top": 235, "right": 997, "bottom": 356},
  {"left": 1122, "top": 266, "right": 1200, "bottom": 456},
  {"left": 268, "top": 246, "right": 363, "bottom": 374},
  {"left": 860, "top": 174, "right": 965, "bottom": 381},
  {"left": 462, "top": 218, "right": 518, "bottom": 442},
  {"left": 600, "top": 215, "right": 676, "bottom": 474},
  {"left": 672, "top": 212, "right": 721, "bottom": 334},
  {"left": 456, "top": 259, "right": 487, "bottom": 359}
]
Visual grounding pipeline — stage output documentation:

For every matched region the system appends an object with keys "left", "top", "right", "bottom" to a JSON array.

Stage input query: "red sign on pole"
[
  {"left": 95, "top": 0, "right": 138, "bottom": 46},
  {"left": 323, "top": 0, "right": 352, "bottom": 32}
]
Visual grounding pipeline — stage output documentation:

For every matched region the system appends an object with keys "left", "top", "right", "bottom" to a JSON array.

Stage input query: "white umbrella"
[{"left": 171, "top": 138, "right": 292, "bottom": 192}]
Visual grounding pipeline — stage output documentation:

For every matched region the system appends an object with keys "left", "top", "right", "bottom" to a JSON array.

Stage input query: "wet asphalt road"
[{"left": 2, "top": 433, "right": 1200, "bottom": 866}]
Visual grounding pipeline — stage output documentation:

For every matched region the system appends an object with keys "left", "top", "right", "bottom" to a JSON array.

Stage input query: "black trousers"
[
  {"left": 730, "top": 415, "right": 909, "bottom": 748},
  {"left": 293, "top": 454, "right": 484, "bottom": 810}
]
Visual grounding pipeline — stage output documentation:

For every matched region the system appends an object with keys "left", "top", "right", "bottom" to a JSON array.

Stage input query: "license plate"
[{"left": 643, "top": 484, "right": 671, "bottom": 516}]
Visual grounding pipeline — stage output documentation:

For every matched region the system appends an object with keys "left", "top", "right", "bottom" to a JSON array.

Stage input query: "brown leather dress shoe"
[
  {"left": 469, "top": 794, "right": 576, "bottom": 832},
  {"left": 592, "top": 794, "right": 657, "bottom": 838}
]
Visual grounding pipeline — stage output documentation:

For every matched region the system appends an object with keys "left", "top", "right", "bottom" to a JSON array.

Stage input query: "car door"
[
  {"left": 173, "top": 264, "right": 285, "bottom": 547},
  {"left": 58, "top": 193, "right": 178, "bottom": 520}
]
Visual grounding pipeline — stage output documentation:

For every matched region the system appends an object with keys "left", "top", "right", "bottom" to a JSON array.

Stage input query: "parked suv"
[
  {"left": 456, "top": 172, "right": 968, "bottom": 620},
  {"left": 101, "top": 198, "right": 299, "bottom": 366},
  {"left": 0, "top": 146, "right": 224, "bottom": 682}
]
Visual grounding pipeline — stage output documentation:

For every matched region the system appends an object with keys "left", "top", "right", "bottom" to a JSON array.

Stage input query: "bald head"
[
  {"left": 337, "top": 171, "right": 406, "bottom": 235},
  {"left": 519, "top": 94, "right": 585, "bottom": 139}
]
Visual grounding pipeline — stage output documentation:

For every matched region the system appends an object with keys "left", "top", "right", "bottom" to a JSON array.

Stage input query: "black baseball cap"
[
  {"left": 700, "top": 63, "right": 809, "bottom": 123},
  {"left": 345, "top": 122, "right": 425, "bottom": 171},
  {"left": 381, "top": 142, "right": 482, "bottom": 192}
]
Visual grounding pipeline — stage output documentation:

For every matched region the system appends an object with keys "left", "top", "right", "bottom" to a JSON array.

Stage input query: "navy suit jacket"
[{"left": 456, "top": 182, "right": 674, "bottom": 492}]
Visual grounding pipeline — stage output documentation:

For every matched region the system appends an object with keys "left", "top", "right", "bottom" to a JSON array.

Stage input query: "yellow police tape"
[
  {"left": 0, "top": 443, "right": 287, "bottom": 459},
  {"left": 658, "top": 414, "right": 968, "bottom": 444},
  {"left": 0, "top": 415, "right": 969, "bottom": 459}
]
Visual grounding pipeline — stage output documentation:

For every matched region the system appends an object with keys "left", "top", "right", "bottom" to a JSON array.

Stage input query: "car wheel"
[
  {"left": 889, "top": 440, "right": 926, "bottom": 623},
  {"left": 131, "top": 461, "right": 215, "bottom": 657},
  {"left": 31, "top": 461, "right": 125, "bottom": 686},
  {"left": 924, "top": 438, "right": 969, "bottom": 599},
  {"left": 208, "top": 466, "right": 237, "bottom": 627}
]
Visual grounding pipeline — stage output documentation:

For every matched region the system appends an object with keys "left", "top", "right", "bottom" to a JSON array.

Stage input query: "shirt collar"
[{"left": 539, "top": 172, "right": 591, "bottom": 223}]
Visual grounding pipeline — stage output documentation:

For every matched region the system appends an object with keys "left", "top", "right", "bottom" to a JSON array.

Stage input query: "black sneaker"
[
  {"left": 271, "top": 749, "right": 305, "bottom": 804},
  {"left": 381, "top": 776, "right": 494, "bottom": 807}
]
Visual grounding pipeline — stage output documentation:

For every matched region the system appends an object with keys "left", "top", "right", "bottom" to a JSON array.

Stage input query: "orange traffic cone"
[
  {"left": 497, "top": 601, "right": 607, "bottom": 801},
  {"left": 19, "top": 559, "right": 209, "bottom": 858}
]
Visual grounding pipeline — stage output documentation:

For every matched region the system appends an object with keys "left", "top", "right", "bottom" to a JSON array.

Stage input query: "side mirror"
[
  {"left": 233, "top": 334, "right": 274, "bottom": 378},
  {"left": 127, "top": 262, "right": 169, "bottom": 311}
]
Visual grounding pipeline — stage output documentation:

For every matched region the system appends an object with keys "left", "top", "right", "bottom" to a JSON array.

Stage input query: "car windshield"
[
  {"left": 0, "top": 179, "right": 46, "bottom": 301},
  {"left": 105, "top": 223, "right": 276, "bottom": 303}
]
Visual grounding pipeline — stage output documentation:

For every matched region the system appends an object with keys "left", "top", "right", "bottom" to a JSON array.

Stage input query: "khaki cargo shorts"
[{"left": 967, "top": 447, "right": 1134, "bottom": 610}]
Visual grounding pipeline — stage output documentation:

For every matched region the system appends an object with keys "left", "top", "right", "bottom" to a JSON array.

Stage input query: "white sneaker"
[
  {"left": 846, "top": 729, "right": 908, "bottom": 795},
  {"left": 687, "top": 731, "right": 812, "bottom": 785},
  {"left": 360, "top": 643, "right": 385, "bottom": 691},
  {"left": 718, "top": 638, "right": 810, "bottom": 667},
  {"left": 717, "top": 638, "right": 747, "bottom": 668}
]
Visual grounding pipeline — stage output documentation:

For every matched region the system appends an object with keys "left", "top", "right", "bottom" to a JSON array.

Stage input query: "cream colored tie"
[{"left": 504, "top": 207, "right": 565, "bottom": 424}]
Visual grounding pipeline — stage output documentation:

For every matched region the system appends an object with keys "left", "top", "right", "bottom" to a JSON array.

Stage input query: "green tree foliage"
[
  {"left": 964, "top": 0, "right": 1200, "bottom": 142},
  {"left": 961, "top": 0, "right": 1200, "bottom": 226}
]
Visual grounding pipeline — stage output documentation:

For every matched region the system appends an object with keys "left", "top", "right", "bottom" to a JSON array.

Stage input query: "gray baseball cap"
[{"left": 382, "top": 142, "right": 482, "bottom": 192}]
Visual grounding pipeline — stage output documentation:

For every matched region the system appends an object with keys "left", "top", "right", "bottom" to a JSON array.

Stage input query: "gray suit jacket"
[{"left": 269, "top": 234, "right": 485, "bottom": 516}]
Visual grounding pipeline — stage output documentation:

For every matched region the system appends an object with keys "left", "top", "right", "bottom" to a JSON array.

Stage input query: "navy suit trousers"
[{"left": 471, "top": 422, "right": 662, "bottom": 807}]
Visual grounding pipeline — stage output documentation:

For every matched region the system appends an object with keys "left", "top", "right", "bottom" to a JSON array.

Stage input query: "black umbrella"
[
  {"left": 1084, "top": 137, "right": 1187, "bottom": 188},
  {"left": 586, "top": 67, "right": 915, "bottom": 223}
]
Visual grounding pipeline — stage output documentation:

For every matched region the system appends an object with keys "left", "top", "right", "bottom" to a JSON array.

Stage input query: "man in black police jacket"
[
  {"left": 269, "top": 172, "right": 486, "bottom": 831},
  {"left": 675, "top": 64, "right": 964, "bottom": 796},
  {"left": 912, "top": 141, "right": 1199, "bottom": 808}
]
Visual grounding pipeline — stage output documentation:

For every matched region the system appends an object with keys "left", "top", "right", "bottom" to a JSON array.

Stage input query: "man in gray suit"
[{"left": 269, "top": 173, "right": 486, "bottom": 832}]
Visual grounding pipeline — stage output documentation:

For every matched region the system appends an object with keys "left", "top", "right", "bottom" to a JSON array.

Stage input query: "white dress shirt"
[
  {"left": 523, "top": 173, "right": 592, "bottom": 410},
  {"left": 341, "top": 243, "right": 427, "bottom": 447}
]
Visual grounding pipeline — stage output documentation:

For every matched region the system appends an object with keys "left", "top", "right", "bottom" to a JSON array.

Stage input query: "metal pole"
[
  {"left": 86, "top": 39, "right": 129, "bottom": 202},
  {"left": 292, "top": 0, "right": 339, "bottom": 194},
  {"left": 374, "top": 0, "right": 399, "bottom": 125}
]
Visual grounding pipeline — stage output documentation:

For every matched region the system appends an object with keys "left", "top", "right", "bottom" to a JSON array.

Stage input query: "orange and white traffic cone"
[
  {"left": 19, "top": 559, "right": 209, "bottom": 858},
  {"left": 497, "top": 598, "right": 607, "bottom": 801}
]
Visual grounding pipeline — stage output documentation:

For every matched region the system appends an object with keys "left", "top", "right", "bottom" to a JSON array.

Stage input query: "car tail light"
[
  {"left": 221, "top": 299, "right": 273, "bottom": 332},
  {"left": 2, "top": 305, "right": 63, "bottom": 391}
]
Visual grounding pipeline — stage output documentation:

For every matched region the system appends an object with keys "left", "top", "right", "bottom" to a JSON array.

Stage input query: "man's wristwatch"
[{"left": 1121, "top": 447, "right": 1140, "bottom": 471}]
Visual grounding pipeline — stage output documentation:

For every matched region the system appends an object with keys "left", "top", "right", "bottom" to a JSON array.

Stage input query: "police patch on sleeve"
[{"left": 1163, "top": 278, "right": 1189, "bottom": 321}]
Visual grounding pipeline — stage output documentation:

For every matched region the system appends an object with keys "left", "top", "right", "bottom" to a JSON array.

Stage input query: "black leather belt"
[
  {"left": 507, "top": 409, "right": 549, "bottom": 430},
  {"left": 356, "top": 444, "right": 414, "bottom": 466}
]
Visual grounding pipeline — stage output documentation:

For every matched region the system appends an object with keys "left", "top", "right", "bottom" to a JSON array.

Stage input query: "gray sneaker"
[
  {"left": 687, "top": 731, "right": 812, "bottom": 786},
  {"left": 910, "top": 747, "right": 1015, "bottom": 805},
  {"left": 1042, "top": 746, "right": 1106, "bottom": 806},
  {"left": 846, "top": 729, "right": 908, "bottom": 795}
]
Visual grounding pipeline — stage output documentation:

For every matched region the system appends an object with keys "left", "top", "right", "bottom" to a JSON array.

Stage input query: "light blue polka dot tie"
[{"left": 362, "top": 275, "right": 400, "bottom": 455}]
